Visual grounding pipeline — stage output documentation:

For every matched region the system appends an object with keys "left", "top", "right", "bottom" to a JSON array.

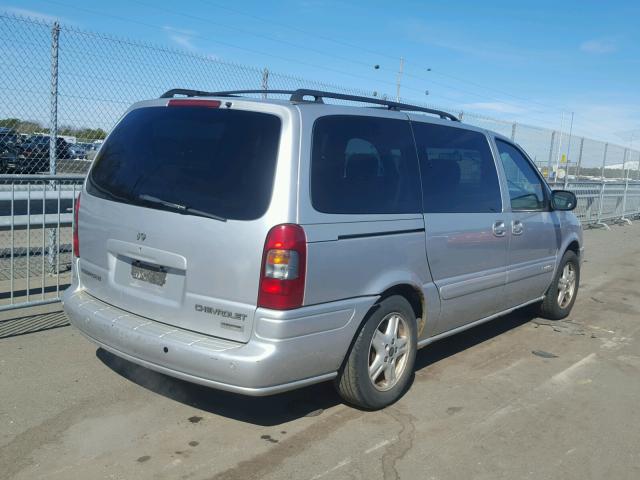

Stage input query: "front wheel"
[
  {"left": 335, "top": 295, "right": 417, "bottom": 410},
  {"left": 538, "top": 250, "right": 580, "bottom": 320}
]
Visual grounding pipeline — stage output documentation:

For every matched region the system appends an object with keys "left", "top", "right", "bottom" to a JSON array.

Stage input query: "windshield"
[{"left": 87, "top": 106, "right": 282, "bottom": 221}]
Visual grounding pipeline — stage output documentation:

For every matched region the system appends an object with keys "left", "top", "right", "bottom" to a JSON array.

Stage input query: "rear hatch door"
[{"left": 78, "top": 100, "right": 283, "bottom": 342}]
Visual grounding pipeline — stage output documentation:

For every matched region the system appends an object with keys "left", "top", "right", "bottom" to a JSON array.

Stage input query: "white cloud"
[
  {"left": 398, "top": 19, "right": 535, "bottom": 63},
  {"left": 169, "top": 34, "right": 195, "bottom": 50},
  {"left": 3, "top": 6, "right": 67, "bottom": 24},
  {"left": 163, "top": 26, "right": 197, "bottom": 51},
  {"left": 462, "top": 102, "right": 526, "bottom": 115},
  {"left": 567, "top": 102, "right": 640, "bottom": 145},
  {"left": 298, "top": 1, "right": 327, "bottom": 7},
  {"left": 580, "top": 38, "right": 617, "bottom": 54}
]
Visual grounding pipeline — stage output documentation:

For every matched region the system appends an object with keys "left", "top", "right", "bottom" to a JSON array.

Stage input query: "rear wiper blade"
[
  {"left": 138, "top": 194, "right": 185, "bottom": 211},
  {"left": 183, "top": 206, "right": 227, "bottom": 222},
  {"left": 138, "top": 194, "right": 227, "bottom": 222}
]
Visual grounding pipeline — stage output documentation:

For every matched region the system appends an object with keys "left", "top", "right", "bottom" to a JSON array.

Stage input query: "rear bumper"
[{"left": 62, "top": 288, "right": 376, "bottom": 396}]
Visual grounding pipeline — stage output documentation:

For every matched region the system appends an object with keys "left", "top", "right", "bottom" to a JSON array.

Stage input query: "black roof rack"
[
  {"left": 160, "top": 89, "right": 297, "bottom": 99},
  {"left": 160, "top": 88, "right": 460, "bottom": 122},
  {"left": 290, "top": 89, "right": 460, "bottom": 121}
]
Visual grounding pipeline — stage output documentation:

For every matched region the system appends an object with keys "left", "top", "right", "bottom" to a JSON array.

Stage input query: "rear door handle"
[
  {"left": 492, "top": 220, "right": 506, "bottom": 237},
  {"left": 512, "top": 220, "right": 524, "bottom": 235}
]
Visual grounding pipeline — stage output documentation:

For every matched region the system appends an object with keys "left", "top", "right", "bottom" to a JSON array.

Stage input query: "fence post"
[
  {"left": 510, "top": 122, "right": 517, "bottom": 141},
  {"left": 600, "top": 143, "right": 608, "bottom": 180},
  {"left": 261, "top": 68, "right": 269, "bottom": 99},
  {"left": 547, "top": 131, "right": 556, "bottom": 181},
  {"left": 47, "top": 21, "right": 60, "bottom": 274},
  {"left": 575, "top": 137, "right": 584, "bottom": 179},
  {"left": 596, "top": 143, "right": 610, "bottom": 229},
  {"left": 49, "top": 22, "right": 59, "bottom": 175},
  {"left": 620, "top": 148, "right": 632, "bottom": 224}
]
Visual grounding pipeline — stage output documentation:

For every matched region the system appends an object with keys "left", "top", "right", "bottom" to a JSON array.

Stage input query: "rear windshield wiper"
[{"left": 138, "top": 194, "right": 227, "bottom": 222}]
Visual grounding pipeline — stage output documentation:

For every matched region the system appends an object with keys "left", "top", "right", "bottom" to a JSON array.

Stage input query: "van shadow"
[
  {"left": 413, "top": 305, "right": 538, "bottom": 373},
  {"left": 96, "top": 306, "right": 537, "bottom": 426},
  {"left": 96, "top": 348, "right": 341, "bottom": 426}
]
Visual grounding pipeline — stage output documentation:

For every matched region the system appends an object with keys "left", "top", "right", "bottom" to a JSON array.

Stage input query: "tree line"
[{"left": 0, "top": 118, "right": 107, "bottom": 141}]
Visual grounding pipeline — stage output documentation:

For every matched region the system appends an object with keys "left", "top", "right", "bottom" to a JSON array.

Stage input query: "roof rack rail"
[
  {"left": 289, "top": 89, "right": 460, "bottom": 121},
  {"left": 160, "top": 89, "right": 296, "bottom": 98},
  {"left": 159, "top": 88, "right": 460, "bottom": 121}
]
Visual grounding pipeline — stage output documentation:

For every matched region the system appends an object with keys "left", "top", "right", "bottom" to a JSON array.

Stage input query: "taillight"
[
  {"left": 73, "top": 193, "right": 80, "bottom": 258},
  {"left": 258, "top": 224, "right": 306, "bottom": 310},
  {"left": 167, "top": 99, "right": 221, "bottom": 108}
]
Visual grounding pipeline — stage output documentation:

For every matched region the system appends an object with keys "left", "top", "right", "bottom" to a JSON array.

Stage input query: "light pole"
[
  {"left": 396, "top": 57, "right": 404, "bottom": 102},
  {"left": 564, "top": 112, "right": 574, "bottom": 188},
  {"left": 372, "top": 64, "right": 381, "bottom": 98},
  {"left": 555, "top": 112, "right": 565, "bottom": 184}
]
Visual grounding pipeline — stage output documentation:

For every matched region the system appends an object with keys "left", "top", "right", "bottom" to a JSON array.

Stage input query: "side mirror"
[{"left": 551, "top": 190, "right": 577, "bottom": 211}]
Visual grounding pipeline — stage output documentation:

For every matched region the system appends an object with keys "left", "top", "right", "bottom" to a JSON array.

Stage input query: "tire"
[
  {"left": 335, "top": 295, "right": 417, "bottom": 410},
  {"left": 538, "top": 250, "right": 580, "bottom": 320}
]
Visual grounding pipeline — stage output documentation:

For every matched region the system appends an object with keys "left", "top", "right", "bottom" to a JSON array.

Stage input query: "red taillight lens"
[
  {"left": 258, "top": 224, "right": 306, "bottom": 310},
  {"left": 167, "top": 99, "right": 221, "bottom": 108},
  {"left": 73, "top": 193, "right": 80, "bottom": 258}
]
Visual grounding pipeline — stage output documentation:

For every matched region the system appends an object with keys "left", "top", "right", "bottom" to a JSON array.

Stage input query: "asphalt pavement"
[{"left": 1, "top": 222, "right": 639, "bottom": 480}]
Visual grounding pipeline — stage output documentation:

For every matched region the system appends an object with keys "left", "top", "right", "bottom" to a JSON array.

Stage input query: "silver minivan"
[{"left": 63, "top": 89, "right": 583, "bottom": 409}]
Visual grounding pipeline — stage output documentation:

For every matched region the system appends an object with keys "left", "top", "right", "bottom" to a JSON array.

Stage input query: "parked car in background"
[
  {"left": 64, "top": 89, "right": 583, "bottom": 410},
  {"left": 0, "top": 127, "right": 22, "bottom": 173},
  {"left": 15, "top": 135, "right": 72, "bottom": 173},
  {"left": 86, "top": 141, "right": 103, "bottom": 161},
  {"left": 69, "top": 143, "right": 87, "bottom": 159}
]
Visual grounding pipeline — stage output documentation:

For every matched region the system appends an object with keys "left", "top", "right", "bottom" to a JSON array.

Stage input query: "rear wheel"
[
  {"left": 336, "top": 295, "right": 417, "bottom": 410},
  {"left": 538, "top": 250, "right": 579, "bottom": 320}
]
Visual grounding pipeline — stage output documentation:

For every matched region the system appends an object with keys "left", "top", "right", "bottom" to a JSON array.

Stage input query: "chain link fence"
[
  {"left": 2, "top": 13, "right": 639, "bottom": 180},
  {"left": 1, "top": 12, "right": 639, "bottom": 311},
  {"left": 0, "top": 13, "right": 376, "bottom": 177}
]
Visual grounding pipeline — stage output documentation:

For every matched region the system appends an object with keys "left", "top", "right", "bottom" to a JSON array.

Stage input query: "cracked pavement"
[{"left": 1, "top": 222, "right": 640, "bottom": 479}]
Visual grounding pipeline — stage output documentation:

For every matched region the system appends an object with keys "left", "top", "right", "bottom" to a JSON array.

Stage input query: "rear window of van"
[{"left": 87, "top": 106, "right": 281, "bottom": 220}]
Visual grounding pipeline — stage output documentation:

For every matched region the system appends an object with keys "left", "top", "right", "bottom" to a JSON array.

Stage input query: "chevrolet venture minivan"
[{"left": 63, "top": 89, "right": 583, "bottom": 409}]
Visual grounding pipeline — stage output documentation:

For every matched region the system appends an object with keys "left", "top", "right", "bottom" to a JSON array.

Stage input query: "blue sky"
[{"left": 3, "top": 0, "right": 640, "bottom": 146}]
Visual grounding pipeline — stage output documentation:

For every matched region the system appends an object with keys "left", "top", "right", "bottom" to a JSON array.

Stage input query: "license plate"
[{"left": 131, "top": 261, "right": 167, "bottom": 287}]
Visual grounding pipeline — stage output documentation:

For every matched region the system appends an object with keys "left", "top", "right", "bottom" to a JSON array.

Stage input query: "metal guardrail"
[
  {"left": 0, "top": 174, "right": 83, "bottom": 311},
  {"left": 0, "top": 176, "right": 638, "bottom": 312},
  {"left": 554, "top": 181, "right": 640, "bottom": 228}
]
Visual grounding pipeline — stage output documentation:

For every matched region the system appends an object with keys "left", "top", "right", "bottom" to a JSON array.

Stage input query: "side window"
[
  {"left": 311, "top": 115, "right": 421, "bottom": 214},
  {"left": 495, "top": 139, "right": 546, "bottom": 211},
  {"left": 412, "top": 123, "right": 502, "bottom": 213}
]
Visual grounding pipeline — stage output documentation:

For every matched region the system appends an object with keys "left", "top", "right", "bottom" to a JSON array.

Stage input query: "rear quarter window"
[
  {"left": 311, "top": 115, "right": 422, "bottom": 215},
  {"left": 87, "top": 106, "right": 281, "bottom": 221}
]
